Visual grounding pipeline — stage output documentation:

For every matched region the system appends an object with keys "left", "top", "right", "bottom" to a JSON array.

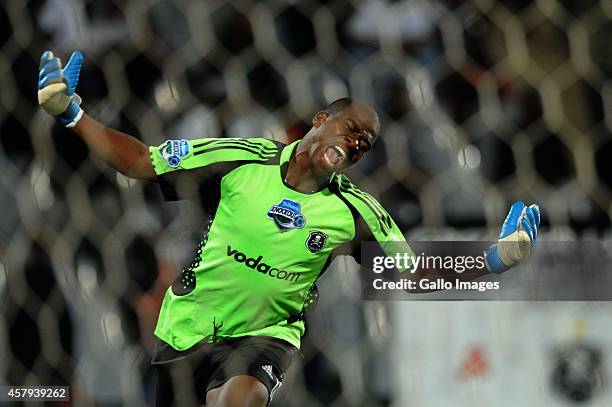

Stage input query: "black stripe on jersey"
[
  {"left": 339, "top": 177, "right": 393, "bottom": 233},
  {"left": 354, "top": 190, "right": 393, "bottom": 231},
  {"left": 193, "top": 138, "right": 277, "bottom": 148},
  {"left": 344, "top": 190, "right": 389, "bottom": 236},
  {"left": 337, "top": 176, "right": 392, "bottom": 230},
  {"left": 193, "top": 139, "right": 278, "bottom": 157},
  {"left": 193, "top": 145, "right": 278, "bottom": 159},
  {"left": 337, "top": 178, "right": 390, "bottom": 236},
  {"left": 193, "top": 138, "right": 278, "bottom": 152}
]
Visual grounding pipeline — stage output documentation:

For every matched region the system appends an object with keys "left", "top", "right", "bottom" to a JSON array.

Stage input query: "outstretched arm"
[
  {"left": 335, "top": 175, "right": 540, "bottom": 292},
  {"left": 72, "top": 114, "right": 156, "bottom": 180},
  {"left": 408, "top": 201, "right": 541, "bottom": 291},
  {"left": 38, "top": 50, "right": 155, "bottom": 180}
]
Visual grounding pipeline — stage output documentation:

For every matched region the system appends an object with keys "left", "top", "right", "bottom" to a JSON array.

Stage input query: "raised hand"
[
  {"left": 485, "top": 201, "right": 541, "bottom": 273},
  {"left": 37, "top": 50, "right": 84, "bottom": 127}
]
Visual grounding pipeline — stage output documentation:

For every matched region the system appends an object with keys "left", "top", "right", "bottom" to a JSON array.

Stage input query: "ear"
[{"left": 312, "top": 111, "right": 329, "bottom": 128}]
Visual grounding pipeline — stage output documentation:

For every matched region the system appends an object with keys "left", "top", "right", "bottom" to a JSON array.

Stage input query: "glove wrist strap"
[
  {"left": 484, "top": 244, "right": 509, "bottom": 274},
  {"left": 56, "top": 98, "right": 83, "bottom": 127}
]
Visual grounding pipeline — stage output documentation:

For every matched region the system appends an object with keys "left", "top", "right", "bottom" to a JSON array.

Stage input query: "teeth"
[
  {"left": 333, "top": 146, "right": 346, "bottom": 162},
  {"left": 323, "top": 145, "right": 347, "bottom": 167}
]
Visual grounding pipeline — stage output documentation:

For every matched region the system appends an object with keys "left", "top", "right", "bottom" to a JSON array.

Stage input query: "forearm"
[{"left": 72, "top": 114, "right": 156, "bottom": 180}]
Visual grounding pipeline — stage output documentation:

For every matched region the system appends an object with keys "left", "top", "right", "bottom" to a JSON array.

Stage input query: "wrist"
[
  {"left": 484, "top": 244, "right": 509, "bottom": 274},
  {"left": 56, "top": 98, "right": 83, "bottom": 127}
]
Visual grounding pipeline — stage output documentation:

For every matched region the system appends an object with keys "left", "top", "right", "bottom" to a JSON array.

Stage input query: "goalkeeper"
[{"left": 38, "top": 51, "right": 541, "bottom": 407}]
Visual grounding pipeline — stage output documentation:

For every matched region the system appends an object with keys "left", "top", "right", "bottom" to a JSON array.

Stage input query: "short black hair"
[{"left": 324, "top": 97, "right": 354, "bottom": 116}]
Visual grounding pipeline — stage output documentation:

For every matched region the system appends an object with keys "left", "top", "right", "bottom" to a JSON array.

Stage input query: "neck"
[{"left": 284, "top": 146, "right": 330, "bottom": 193}]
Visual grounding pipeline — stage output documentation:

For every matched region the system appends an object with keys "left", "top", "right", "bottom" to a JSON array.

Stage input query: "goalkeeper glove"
[
  {"left": 485, "top": 201, "right": 541, "bottom": 273},
  {"left": 37, "top": 50, "right": 84, "bottom": 127}
]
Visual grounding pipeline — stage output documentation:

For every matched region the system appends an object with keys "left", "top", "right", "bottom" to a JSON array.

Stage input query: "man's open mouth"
[{"left": 324, "top": 145, "right": 346, "bottom": 166}]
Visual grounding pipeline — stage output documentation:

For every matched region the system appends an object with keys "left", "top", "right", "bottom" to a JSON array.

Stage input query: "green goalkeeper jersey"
[{"left": 149, "top": 137, "right": 409, "bottom": 351}]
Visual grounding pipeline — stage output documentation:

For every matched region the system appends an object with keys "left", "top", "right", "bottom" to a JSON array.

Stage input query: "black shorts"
[{"left": 151, "top": 336, "right": 297, "bottom": 406}]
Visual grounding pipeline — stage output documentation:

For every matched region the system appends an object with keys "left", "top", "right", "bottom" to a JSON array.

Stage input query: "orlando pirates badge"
[{"left": 306, "top": 231, "right": 328, "bottom": 253}]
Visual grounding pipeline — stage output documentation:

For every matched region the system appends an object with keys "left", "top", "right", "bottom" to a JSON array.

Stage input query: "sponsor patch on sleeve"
[{"left": 159, "top": 139, "right": 190, "bottom": 168}]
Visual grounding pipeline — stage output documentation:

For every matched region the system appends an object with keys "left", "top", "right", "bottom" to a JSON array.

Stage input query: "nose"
[
  {"left": 345, "top": 136, "right": 358, "bottom": 148},
  {"left": 344, "top": 136, "right": 362, "bottom": 159}
]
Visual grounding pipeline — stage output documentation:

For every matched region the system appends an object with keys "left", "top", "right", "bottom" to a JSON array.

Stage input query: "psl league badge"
[
  {"left": 267, "top": 199, "right": 306, "bottom": 231},
  {"left": 550, "top": 342, "right": 606, "bottom": 403},
  {"left": 160, "top": 139, "right": 189, "bottom": 168}
]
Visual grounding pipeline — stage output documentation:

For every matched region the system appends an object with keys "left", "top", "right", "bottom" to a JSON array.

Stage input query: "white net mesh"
[{"left": 1, "top": 0, "right": 611, "bottom": 405}]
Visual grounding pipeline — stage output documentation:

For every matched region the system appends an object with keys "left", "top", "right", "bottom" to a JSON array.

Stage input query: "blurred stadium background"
[{"left": 1, "top": 0, "right": 612, "bottom": 405}]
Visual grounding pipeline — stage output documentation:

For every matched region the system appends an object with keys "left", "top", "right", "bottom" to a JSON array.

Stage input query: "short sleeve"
[
  {"left": 331, "top": 174, "right": 414, "bottom": 268},
  {"left": 148, "top": 137, "right": 282, "bottom": 201}
]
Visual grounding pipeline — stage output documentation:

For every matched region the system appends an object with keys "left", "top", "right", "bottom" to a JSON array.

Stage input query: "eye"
[
  {"left": 346, "top": 121, "right": 358, "bottom": 133},
  {"left": 359, "top": 138, "right": 371, "bottom": 151}
]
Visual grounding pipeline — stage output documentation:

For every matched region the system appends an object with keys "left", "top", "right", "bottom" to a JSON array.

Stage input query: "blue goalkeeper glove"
[
  {"left": 485, "top": 201, "right": 541, "bottom": 273},
  {"left": 37, "top": 50, "right": 84, "bottom": 127}
]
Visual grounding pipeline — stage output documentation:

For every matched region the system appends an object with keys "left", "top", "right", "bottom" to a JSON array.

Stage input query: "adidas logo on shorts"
[
  {"left": 262, "top": 364, "right": 282, "bottom": 400},
  {"left": 262, "top": 364, "right": 274, "bottom": 380}
]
